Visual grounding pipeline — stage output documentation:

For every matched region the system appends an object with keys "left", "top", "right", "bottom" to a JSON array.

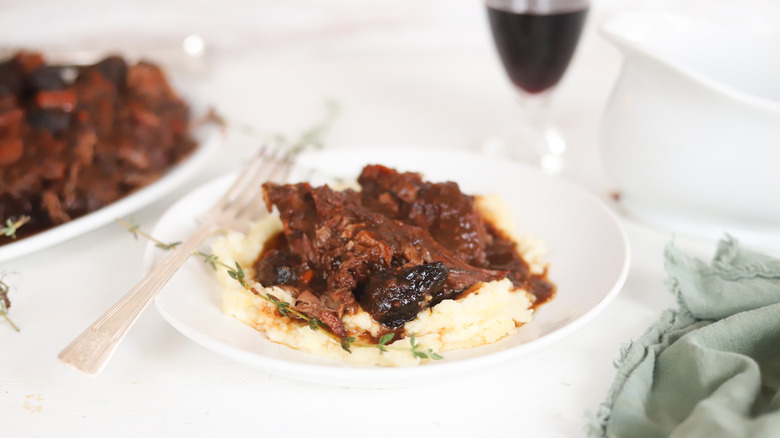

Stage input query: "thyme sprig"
[
  {"left": 377, "top": 333, "right": 394, "bottom": 353},
  {"left": 288, "top": 99, "right": 340, "bottom": 154},
  {"left": 227, "top": 262, "right": 247, "bottom": 287},
  {"left": 119, "top": 219, "right": 443, "bottom": 361},
  {"left": 410, "top": 334, "right": 443, "bottom": 360},
  {"left": 0, "top": 278, "right": 19, "bottom": 332},
  {"left": 0, "top": 215, "right": 27, "bottom": 331},
  {"left": 210, "top": 99, "right": 340, "bottom": 155},
  {"left": 1, "top": 215, "right": 30, "bottom": 239}
]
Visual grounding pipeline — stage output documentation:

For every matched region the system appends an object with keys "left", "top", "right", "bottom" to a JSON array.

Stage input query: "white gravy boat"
[{"left": 599, "top": 11, "right": 780, "bottom": 245}]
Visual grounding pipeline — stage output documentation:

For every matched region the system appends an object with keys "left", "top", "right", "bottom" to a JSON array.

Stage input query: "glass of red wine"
[{"left": 485, "top": 0, "right": 589, "bottom": 173}]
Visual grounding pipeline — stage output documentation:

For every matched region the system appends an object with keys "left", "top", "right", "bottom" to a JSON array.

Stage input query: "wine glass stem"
[{"left": 517, "top": 91, "right": 566, "bottom": 172}]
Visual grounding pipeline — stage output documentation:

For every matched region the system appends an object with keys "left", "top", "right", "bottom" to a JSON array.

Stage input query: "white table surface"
[{"left": 2, "top": 0, "right": 779, "bottom": 436}]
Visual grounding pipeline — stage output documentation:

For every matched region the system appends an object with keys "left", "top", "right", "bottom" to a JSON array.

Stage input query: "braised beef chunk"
[
  {"left": 358, "top": 165, "right": 557, "bottom": 300},
  {"left": 26, "top": 109, "right": 70, "bottom": 134},
  {"left": 254, "top": 247, "right": 355, "bottom": 338},
  {"left": 291, "top": 290, "right": 351, "bottom": 338},
  {"left": 258, "top": 180, "right": 507, "bottom": 333},
  {"left": 358, "top": 164, "right": 491, "bottom": 267},
  {"left": 262, "top": 182, "right": 320, "bottom": 262},
  {"left": 27, "top": 65, "right": 66, "bottom": 91},
  {"left": 0, "top": 62, "right": 23, "bottom": 96},
  {"left": 359, "top": 262, "right": 448, "bottom": 328},
  {"left": 0, "top": 51, "right": 196, "bottom": 244},
  {"left": 94, "top": 56, "right": 128, "bottom": 90}
]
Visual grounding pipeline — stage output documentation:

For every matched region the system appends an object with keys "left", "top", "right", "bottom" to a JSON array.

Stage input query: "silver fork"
[{"left": 58, "top": 144, "right": 294, "bottom": 375}]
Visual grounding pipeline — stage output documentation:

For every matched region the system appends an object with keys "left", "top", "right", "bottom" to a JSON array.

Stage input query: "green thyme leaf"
[
  {"left": 1, "top": 216, "right": 30, "bottom": 239},
  {"left": 408, "top": 333, "right": 443, "bottom": 360},
  {"left": 307, "top": 318, "right": 327, "bottom": 331},
  {"left": 266, "top": 293, "right": 293, "bottom": 317},
  {"left": 275, "top": 301, "right": 291, "bottom": 317},
  {"left": 227, "top": 262, "right": 247, "bottom": 287},
  {"left": 377, "top": 333, "right": 395, "bottom": 354},
  {"left": 126, "top": 216, "right": 140, "bottom": 239},
  {"left": 410, "top": 334, "right": 428, "bottom": 358},
  {"left": 428, "top": 350, "right": 444, "bottom": 360},
  {"left": 195, "top": 252, "right": 219, "bottom": 270},
  {"left": 156, "top": 241, "right": 181, "bottom": 250},
  {"left": 340, "top": 336, "right": 356, "bottom": 353}
]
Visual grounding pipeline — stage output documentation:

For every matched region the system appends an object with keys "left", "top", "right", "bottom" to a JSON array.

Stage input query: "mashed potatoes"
[{"left": 212, "top": 195, "right": 547, "bottom": 366}]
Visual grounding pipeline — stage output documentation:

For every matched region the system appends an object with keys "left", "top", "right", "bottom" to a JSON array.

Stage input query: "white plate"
[
  {"left": 0, "top": 104, "right": 220, "bottom": 263},
  {"left": 147, "top": 148, "right": 630, "bottom": 388}
]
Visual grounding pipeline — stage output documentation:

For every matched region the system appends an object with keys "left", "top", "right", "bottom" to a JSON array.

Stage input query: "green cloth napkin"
[{"left": 588, "top": 237, "right": 780, "bottom": 438}]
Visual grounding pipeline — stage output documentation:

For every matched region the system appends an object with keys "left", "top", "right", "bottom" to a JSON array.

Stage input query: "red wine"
[{"left": 487, "top": 6, "right": 588, "bottom": 94}]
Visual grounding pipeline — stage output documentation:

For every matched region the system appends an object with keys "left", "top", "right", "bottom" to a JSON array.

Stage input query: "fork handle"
[{"left": 58, "top": 224, "right": 218, "bottom": 375}]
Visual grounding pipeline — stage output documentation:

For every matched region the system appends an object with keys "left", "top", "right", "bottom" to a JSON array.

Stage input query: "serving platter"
[
  {"left": 147, "top": 148, "right": 630, "bottom": 388},
  {"left": 0, "top": 75, "right": 220, "bottom": 263},
  {"left": 0, "top": 126, "right": 219, "bottom": 263}
]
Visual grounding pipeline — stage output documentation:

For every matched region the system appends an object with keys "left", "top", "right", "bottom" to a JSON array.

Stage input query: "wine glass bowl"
[{"left": 485, "top": 0, "right": 589, "bottom": 173}]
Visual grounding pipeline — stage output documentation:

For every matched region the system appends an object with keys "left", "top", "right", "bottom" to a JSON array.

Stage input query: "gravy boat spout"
[{"left": 598, "top": 10, "right": 780, "bottom": 246}]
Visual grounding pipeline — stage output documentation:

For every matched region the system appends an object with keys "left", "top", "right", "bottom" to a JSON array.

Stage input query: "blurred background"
[{"left": 1, "top": 0, "right": 777, "bottom": 180}]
